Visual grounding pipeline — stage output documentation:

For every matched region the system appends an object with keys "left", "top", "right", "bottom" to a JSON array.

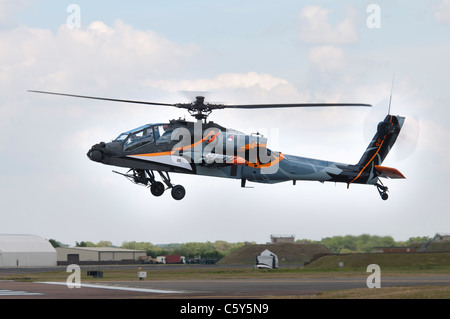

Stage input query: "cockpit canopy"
[{"left": 115, "top": 123, "right": 174, "bottom": 152}]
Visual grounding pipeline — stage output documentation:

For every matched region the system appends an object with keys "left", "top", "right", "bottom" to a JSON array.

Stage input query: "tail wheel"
[
  {"left": 171, "top": 185, "right": 186, "bottom": 200},
  {"left": 376, "top": 182, "right": 389, "bottom": 200},
  {"left": 150, "top": 182, "right": 165, "bottom": 197}
]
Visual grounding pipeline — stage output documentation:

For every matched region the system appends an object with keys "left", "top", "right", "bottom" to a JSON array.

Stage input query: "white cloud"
[
  {"left": 0, "top": 19, "right": 202, "bottom": 132},
  {"left": 144, "top": 72, "right": 289, "bottom": 92},
  {"left": 418, "top": 120, "right": 450, "bottom": 166},
  {"left": 0, "top": 0, "right": 33, "bottom": 24},
  {"left": 434, "top": 0, "right": 450, "bottom": 24},
  {"left": 309, "top": 46, "right": 346, "bottom": 73},
  {"left": 298, "top": 5, "right": 359, "bottom": 44},
  {"left": 0, "top": 20, "right": 199, "bottom": 95}
]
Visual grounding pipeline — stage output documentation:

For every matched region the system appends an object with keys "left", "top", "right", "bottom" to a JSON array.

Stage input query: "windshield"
[
  {"left": 120, "top": 123, "right": 176, "bottom": 152},
  {"left": 115, "top": 133, "right": 128, "bottom": 142},
  {"left": 114, "top": 124, "right": 152, "bottom": 142}
]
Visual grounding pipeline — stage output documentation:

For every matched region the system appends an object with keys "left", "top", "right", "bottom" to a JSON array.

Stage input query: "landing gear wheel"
[
  {"left": 171, "top": 185, "right": 186, "bottom": 200},
  {"left": 150, "top": 182, "right": 165, "bottom": 197},
  {"left": 376, "top": 182, "right": 389, "bottom": 201}
]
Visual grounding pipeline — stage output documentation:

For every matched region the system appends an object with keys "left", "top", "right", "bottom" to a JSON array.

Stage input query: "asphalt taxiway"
[{"left": 2, "top": 275, "right": 450, "bottom": 299}]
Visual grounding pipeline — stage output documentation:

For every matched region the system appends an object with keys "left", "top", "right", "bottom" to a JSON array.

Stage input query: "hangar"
[
  {"left": 56, "top": 247, "right": 146, "bottom": 264},
  {"left": 0, "top": 234, "right": 57, "bottom": 267}
]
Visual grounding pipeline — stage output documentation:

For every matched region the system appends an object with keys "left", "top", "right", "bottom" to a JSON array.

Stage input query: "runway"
[{"left": 1, "top": 275, "right": 450, "bottom": 299}]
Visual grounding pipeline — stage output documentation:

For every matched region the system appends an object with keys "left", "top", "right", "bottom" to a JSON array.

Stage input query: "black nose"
[
  {"left": 87, "top": 142, "right": 105, "bottom": 162},
  {"left": 88, "top": 149, "right": 103, "bottom": 162}
]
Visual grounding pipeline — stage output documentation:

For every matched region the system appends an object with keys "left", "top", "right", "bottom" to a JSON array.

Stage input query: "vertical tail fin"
[
  {"left": 357, "top": 114, "right": 405, "bottom": 167},
  {"left": 350, "top": 114, "right": 405, "bottom": 185}
]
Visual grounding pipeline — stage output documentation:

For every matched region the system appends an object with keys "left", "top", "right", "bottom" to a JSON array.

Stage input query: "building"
[
  {"left": 0, "top": 234, "right": 57, "bottom": 267},
  {"left": 434, "top": 233, "right": 450, "bottom": 242},
  {"left": 270, "top": 234, "right": 295, "bottom": 244},
  {"left": 56, "top": 247, "right": 146, "bottom": 264}
]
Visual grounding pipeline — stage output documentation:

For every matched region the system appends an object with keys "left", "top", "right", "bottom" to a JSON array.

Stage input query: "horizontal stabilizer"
[{"left": 375, "top": 165, "right": 405, "bottom": 179}]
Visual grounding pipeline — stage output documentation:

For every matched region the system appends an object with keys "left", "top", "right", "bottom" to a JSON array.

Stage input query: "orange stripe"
[
  {"left": 239, "top": 143, "right": 267, "bottom": 151},
  {"left": 207, "top": 132, "right": 221, "bottom": 143},
  {"left": 246, "top": 152, "right": 285, "bottom": 169},
  {"left": 349, "top": 138, "right": 385, "bottom": 184},
  {"left": 135, "top": 151, "right": 174, "bottom": 157}
]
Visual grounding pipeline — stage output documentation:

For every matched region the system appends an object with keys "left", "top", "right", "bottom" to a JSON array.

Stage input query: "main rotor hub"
[
  {"left": 195, "top": 96, "right": 205, "bottom": 106},
  {"left": 182, "top": 95, "right": 218, "bottom": 121}
]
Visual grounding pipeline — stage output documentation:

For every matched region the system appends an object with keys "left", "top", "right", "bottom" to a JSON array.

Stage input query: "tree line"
[
  {"left": 48, "top": 235, "right": 432, "bottom": 258},
  {"left": 121, "top": 240, "right": 250, "bottom": 259},
  {"left": 298, "top": 235, "right": 431, "bottom": 254}
]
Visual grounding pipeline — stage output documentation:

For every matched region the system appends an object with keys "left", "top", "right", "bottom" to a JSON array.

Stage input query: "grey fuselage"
[{"left": 87, "top": 115, "right": 405, "bottom": 188}]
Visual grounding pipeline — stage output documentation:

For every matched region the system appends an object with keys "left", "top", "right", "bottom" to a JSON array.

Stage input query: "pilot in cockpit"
[
  {"left": 157, "top": 125, "right": 173, "bottom": 143},
  {"left": 142, "top": 128, "right": 154, "bottom": 143}
]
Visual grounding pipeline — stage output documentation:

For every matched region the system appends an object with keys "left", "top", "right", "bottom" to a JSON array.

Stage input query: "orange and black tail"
[{"left": 350, "top": 114, "right": 405, "bottom": 185}]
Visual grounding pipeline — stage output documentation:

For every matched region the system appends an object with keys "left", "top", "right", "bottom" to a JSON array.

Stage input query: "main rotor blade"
[
  {"left": 27, "top": 90, "right": 176, "bottom": 107},
  {"left": 224, "top": 103, "right": 372, "bottom": 109}
]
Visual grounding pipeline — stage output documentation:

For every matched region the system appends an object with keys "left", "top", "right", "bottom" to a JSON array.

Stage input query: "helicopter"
[{"left": 28, "top": 90, "right": 405, "bottom": 201}]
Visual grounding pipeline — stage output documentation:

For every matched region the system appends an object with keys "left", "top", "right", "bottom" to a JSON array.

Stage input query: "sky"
[{"left": 1, "top": 0, "right": 449, "bottom": 246}]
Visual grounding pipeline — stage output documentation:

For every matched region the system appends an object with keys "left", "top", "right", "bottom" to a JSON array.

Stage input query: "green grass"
[
  {"left": 292, "top": 286, "right": 450, "bottom": 299},
  {"left": 304, "top": 252, "right": 450, "bottom": 270}
]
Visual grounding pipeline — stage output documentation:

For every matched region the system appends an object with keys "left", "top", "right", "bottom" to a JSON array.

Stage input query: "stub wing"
[{"left": 375, "top": 165, "right": 405, "bottom": 179}]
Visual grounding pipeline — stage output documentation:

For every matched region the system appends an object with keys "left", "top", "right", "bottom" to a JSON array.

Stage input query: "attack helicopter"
[{"left": 28, "top": 90, "right": 405, "bottom": 201}]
